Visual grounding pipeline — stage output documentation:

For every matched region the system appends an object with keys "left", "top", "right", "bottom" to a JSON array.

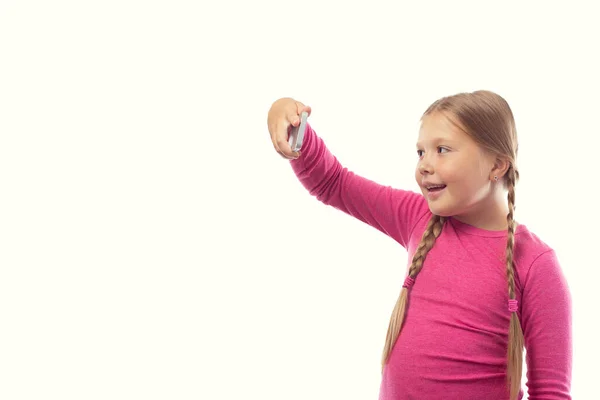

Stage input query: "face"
[{"left": 415, "top": 112, "right": 496, "bottom": 218}]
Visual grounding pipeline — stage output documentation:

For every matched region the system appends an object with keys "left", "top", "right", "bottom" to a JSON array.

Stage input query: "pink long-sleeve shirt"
[{"left": 289, "top": 123, "right": 572, "bottom": 399}]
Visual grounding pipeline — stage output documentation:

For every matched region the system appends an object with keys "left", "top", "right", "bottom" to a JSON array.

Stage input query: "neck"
[{"left": 452, "top": 187, "right": 516, "bottom": 231}]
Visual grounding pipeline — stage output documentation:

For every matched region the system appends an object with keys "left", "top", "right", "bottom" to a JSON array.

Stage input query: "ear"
[{"left": 490, "top": 156, "right": 510, "bottom": 181}]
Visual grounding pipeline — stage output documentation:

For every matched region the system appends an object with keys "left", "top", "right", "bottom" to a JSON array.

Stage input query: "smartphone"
[{"left": 288, "top": 111, "right": 308, "bottom": 152}]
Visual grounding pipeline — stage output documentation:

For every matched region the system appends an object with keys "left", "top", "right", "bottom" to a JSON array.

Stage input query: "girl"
[{"left": 266, "top": 91, "right": 572, "bottom": 400}]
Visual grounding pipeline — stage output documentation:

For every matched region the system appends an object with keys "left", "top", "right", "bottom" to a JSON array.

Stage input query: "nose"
[{"left": 418, "top": 158, "right": 433, "bottom": 175}]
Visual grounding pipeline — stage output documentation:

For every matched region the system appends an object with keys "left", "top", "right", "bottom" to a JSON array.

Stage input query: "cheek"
[
  {"left": 435, "top": 161, "right": 459, "bottom": 183},
  {"left": 414, "top": 166, "right": 423, "bottom": 185},
  {"left": 442, "top": 159, "right": 477, "bottom": 183},
  {"left": 446, "top": 166, "right": 487, "bottom": 198}
]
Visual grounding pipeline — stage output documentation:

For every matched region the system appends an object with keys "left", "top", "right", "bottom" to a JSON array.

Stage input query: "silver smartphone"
[{"left": 288, "top": 111, "right": 308, "bottom": 152}]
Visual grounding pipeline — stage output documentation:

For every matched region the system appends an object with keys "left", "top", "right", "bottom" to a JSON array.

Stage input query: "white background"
[{"left": 1, "top": 1, "right": 598, "bottom": 399}]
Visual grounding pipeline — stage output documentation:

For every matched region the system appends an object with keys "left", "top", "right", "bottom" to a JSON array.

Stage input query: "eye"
[
  {"left": 417, "top": 149, "right": 424, "bottom": 157},
  {"left": 438, "top": 147, "right": 449, "bottom": 154}
]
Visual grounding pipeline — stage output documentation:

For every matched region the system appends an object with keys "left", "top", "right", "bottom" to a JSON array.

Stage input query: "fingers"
[
  {"left": 272, "top": 125, "right": 299, "bottom": 160},
  {"left": 278, "top": 133, "right": 300, "bottom": 159},
  {"left": 296, "top": 102, "right": 312, "bottom": 118},
  {"left": 288, "top": 102, "right": 312, "bottom": 127},
  {"left": 267, "top": 98, "right": 310, "bottom": 160},
  {"left": 273, "top": 143, "right": 299, "bottom": 160},
  {"left": 273, "top": 142, "right": 294, "bottom": 160},
  {"left": 267, "top": 120, "right": 291, "bottom": 159},
  {"left": 280, "top": 103, "right": 310, "bottom": 157}
]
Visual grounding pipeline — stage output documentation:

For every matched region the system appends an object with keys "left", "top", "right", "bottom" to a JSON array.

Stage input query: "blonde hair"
[{"left": 381, "top": 90, "right": 523, "bottom": 400}]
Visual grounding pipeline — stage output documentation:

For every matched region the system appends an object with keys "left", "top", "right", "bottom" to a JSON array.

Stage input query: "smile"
[{"left": 425, "top": 185, "right": 446, "bottom": 199}]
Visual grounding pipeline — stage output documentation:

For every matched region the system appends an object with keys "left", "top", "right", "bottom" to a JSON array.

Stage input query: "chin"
[{"left": 427, "top": 203, "right": 455, "bottom": 218}]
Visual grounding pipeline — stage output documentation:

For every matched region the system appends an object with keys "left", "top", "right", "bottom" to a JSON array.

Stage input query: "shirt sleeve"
[
  {"left": 289, "top": 123, "right": 429, "bottom": 249},
  {"left": 521, "top": 249, "right": 573, "bottom": 399}
]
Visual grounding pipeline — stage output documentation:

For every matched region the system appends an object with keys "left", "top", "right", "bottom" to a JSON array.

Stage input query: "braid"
[
  {"left": 381, "top": 214, "right": 446, "bottom": 373},
  {"left": 505, "top": 167, "right": 524, "bottom": 400}
]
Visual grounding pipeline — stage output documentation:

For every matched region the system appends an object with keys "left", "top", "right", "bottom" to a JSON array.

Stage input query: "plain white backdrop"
[{"left": 1, "top": 1, "right": 598, "bottom": 399}]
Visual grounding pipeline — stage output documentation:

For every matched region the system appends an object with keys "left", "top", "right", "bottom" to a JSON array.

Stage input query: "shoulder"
[
  {"left": 513, "top": 223, "right": 565, "bottom": 289},
  {"left": 515, "top": 225, "right": 572, "bottom": 342},
  {"left": 514, "top": 223, "right": 554, "bottom": 260}
]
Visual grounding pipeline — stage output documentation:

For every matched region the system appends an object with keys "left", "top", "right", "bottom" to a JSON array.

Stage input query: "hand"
[{"left": 267, "top": 97, "right": 312, "bottom": 160}]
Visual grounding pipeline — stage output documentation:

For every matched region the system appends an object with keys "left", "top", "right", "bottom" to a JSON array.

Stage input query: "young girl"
[{"left": 267, "top": 91, "right": 572, "bottom": 400}]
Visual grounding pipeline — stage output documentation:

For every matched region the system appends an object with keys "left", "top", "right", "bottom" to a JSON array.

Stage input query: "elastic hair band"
[
  {"left": 508, "top": 299, "right": 518, "bottom": 313},
  {"left": 402, "top": 276, "right": 415, "bottom": 290}
]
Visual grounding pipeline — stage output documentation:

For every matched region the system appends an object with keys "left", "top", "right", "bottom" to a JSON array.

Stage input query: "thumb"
[
  {"left": 287, "top": 112, "right": 300, "bottom": 127},
  {"left": 296, "top": 103, "right": 312, "bottom": 117},
  {"left": 289, "top": 104, "right": 312, "bottom": 127}
]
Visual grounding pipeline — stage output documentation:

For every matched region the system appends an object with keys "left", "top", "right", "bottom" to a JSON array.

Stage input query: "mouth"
[
  {"left": 425, "top": 184, "right": 447, "bottom": 192},
  {"left": 423, "top": 184, "right": 447, "bottom": 199}
]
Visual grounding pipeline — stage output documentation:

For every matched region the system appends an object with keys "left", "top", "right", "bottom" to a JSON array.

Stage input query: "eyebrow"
[{"left": 415, "top": 137, "right": 457, "bottom": 148}]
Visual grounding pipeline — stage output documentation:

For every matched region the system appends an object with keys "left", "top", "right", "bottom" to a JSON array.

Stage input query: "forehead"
[{"left": 416, "top": 112, "right": 471, "bottom": 147}]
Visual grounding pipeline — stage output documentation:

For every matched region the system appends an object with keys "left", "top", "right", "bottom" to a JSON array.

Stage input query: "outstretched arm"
[{"left": 290, "top": 122, "right": 428, "bottom": 248}]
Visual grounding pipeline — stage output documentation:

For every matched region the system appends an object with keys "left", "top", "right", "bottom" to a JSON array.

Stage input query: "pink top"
[{"left": 290, "top": 123, "right": 572, "bottom": 399}]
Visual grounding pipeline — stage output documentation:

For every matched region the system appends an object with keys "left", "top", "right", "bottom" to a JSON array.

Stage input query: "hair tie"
[
  {"left": 402, "top": 276, "right": 415, "bottom": 290},
  {"left": 508, "top": 299, "right": 518, "bottom": 313}
]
